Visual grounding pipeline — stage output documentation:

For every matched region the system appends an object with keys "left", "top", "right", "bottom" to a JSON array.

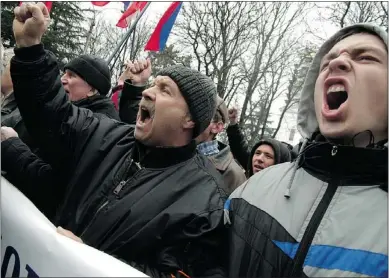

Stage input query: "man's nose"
[
  {"left": 142, "top": 88, "right": 156, "bottom": 101},
  {"left": 329, "top": 54, "right": 351, "bottom": 73}
]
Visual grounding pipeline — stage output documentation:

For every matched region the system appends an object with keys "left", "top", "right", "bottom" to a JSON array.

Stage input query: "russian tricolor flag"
[{"left": 144, "top": 2, "right": 182, "bottom": 52}]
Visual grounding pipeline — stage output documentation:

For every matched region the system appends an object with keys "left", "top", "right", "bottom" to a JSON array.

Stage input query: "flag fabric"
[
  {"left": 122, "top": 1, "right": 131, "bottom": 10},
  {"left": 116, "top": 1, "right": 148, "bottom": 28},
  {"left": 91, "top": 1, "right": 110, "bottom": 6},
  {"left": 144, "top": 2, "right": 182, "bottom": 52},
  {"left": 19, "top": 1, "right": 53, "bottom": 12}
]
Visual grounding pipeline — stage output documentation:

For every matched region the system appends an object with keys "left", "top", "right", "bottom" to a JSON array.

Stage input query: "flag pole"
[{"left": 106, "top": 2, "right": 151, "bottom": 65}]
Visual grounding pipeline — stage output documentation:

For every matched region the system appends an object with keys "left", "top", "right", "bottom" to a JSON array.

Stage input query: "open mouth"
[
  {"left": 253, "top": 165, "right": 264, "bottom": 172},
  {"left": 140, "top": 106, "right": 151, "bottom": 122},
  {"left": 326, "top": 84, "right": 348, "bottom": 110}
]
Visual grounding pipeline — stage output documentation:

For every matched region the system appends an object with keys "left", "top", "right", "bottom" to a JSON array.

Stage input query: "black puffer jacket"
[
  {"left": 226, "top": 124, "right": 250, "bottom": 169},
  {"left": 10, "top": 44, "right": 227, "bottom": 278},
  {"left": 2, "top": 94, "right": 120, "bottom": 221}
]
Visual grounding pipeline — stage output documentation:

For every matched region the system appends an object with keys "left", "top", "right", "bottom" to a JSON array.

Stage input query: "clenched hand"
[
  {"left": 118, "top": 58, "right": 152, "bottom": 87},
  {"left": 13, "top": 2, "right": 50, "bottom": 48}
]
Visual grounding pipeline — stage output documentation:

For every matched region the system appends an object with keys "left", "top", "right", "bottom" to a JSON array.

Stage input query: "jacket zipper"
[
  {"left": 80, "top": 159, "right": 142, "bottom": 238},
  {"left": 80, "top": 200, "right": 109, "bottom": 238},
  {"left": 113, "top": 162, "right": 142, "bottom": 197},
  {"left": 290, "top": 146, "right": 339, "bottom": 276}
]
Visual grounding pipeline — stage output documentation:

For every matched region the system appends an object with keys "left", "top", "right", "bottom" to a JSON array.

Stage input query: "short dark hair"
[{"left": 334, "top": 27, "right": 387, "bottom": 52}]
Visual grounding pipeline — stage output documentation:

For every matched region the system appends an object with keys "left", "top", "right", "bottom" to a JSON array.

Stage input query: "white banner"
[{"left": 1, "top": 177, "right": 148, "bottom": 277}]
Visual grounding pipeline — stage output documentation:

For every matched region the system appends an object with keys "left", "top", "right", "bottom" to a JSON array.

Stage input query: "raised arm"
[
  {"left": 226, "top": 107, "right": 250, "bottom": 169},
  {"left": 11, "top": 3, "right": 100, "bottom": 166}
]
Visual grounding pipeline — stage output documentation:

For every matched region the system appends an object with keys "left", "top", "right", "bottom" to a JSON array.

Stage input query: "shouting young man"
[{"left": 225, "top": 23, "right": 388, "bottom": 277}]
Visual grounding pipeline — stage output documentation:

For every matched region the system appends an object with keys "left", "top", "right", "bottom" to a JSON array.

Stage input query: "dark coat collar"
[
  {"left": 133, "top": 140, "right": 197, "bottom": 169},
  {"left": 301, "top": 132, "right": 387, "bottom": 190}
]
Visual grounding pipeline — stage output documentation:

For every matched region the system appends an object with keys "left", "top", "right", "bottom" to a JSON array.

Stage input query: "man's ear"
[
  {"left": 183, "top": 119, "right": 195, "bottom": 129},
  {"left": 183, "top": 111, "right": 195, "bottom": 129}
]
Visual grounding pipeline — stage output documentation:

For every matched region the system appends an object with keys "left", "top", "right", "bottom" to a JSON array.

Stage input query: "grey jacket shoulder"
[{"left": 208, "top": 143, "right": 247, "bottom": 195}]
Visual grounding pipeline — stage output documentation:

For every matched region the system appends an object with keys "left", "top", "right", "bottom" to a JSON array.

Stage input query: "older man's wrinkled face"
[
  {"left": 135, "top": 76, "right": 193, "bottom": 146},
  {"left": 61, "top": 70, "right": 93, "bottom": 101},
  {"left": 314, "top": 33, "right": 388, "bottom": 145}
]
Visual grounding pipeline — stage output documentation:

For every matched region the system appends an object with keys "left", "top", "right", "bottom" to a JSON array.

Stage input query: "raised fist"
[
  {"left": 1, "top": 126, "right": 19, "bottom": 142},
  {"left": 13, "top": 2, "right": 50, "bottom": 48},
  {"left": 118, "top": 58, "right": 152, "bottom": 87},
  {"left": 228, "top": 107, "right": 239, "bottom": 125}
]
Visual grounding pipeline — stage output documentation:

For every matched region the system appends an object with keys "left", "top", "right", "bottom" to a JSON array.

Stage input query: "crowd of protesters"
[{"left": 1, "top": 2, "right": 387, "bottom": 277}]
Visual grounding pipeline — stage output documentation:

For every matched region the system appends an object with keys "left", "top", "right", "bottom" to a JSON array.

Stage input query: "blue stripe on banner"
[
  {"left": 272, "top": 240, "right": 388, "bottom": 277},
  {"left": 159, "top": 2, "right": 182, "bottom": 50},
  {"left": 224, "top": 199, "right": 231, "bottom": 210}
]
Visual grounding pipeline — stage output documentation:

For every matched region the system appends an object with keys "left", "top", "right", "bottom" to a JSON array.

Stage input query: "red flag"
[
  {"left": 91, "top": 1, "right": 110, "bottom": 7},
  {"left": 19, "top": 1, "right": 53, "bottom": 12},
  {"left": 116, "top": 1, "right": 148, "bottom": 28},
  {"left": 145, "top": 2, "right": 182, "bottom": 51}
]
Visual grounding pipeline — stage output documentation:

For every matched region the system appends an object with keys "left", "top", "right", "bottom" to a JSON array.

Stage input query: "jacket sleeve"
[
  {"left": 1, "top": 137, "right": 59, "bottom": 219},
  {"left": 226, "top": 124, "right": 250, "bottom": 169},
  {"left": 118, "top": 80, "right": 144, "bottom": 125},
  {"left": 11, "top": 44, "right": 100, "bottom": 168}
]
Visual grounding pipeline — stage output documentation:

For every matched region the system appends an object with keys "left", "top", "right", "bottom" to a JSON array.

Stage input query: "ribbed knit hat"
[
  {"left": 64, "top": 54, "right": 111, "bottom": 96},
  {"left": 157, "top": 65, "right": 217, "bottom": 138}
]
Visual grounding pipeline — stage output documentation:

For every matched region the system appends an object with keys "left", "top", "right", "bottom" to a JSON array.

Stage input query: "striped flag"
[
  {"left": 116, "top": 1, "right": 148, "bottom": 28},
  {"left": 145, "top": 2, "right": 182, "bottom": 52}
]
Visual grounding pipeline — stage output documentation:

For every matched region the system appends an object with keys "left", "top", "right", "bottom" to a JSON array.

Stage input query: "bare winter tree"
[
  {"left": 237, "top": 2, "right": 311, "bottom": 145},
  {"left": 317, "top": 2, "right": 388, "bottom": 30},
  {"left": 175, "top": 2, "right": 257, "bottom": 100},
  {"left": 84, "top": 11, "right": 154, "bottom": 84},
  {"left": 271, "top": 44, "right": 316, "bottom": 138}
]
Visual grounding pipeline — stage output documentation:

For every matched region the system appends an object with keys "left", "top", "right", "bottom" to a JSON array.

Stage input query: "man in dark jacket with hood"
[
  {"left": 1, "top": 52, "right": 120, "bottom": 221},
  {"left": 226, "top": 107, "right": 292, "bottom": 176},
  {"left": 248, "top": 138, "right": 292, "bottom": 177},
  {"left": 224, "top": 23, "right": 388, "bottom": 277},
  {"left": 7, "top": 3, "right": 227, "bottom": 277}
]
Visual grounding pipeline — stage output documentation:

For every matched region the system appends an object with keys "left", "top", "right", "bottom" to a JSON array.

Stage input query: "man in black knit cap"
[
  {"left": 1, "top": 53, "right": 120, "bottom": 222},
  {"left": 8, "top": 3, "right": 227, "bottom": 277}
]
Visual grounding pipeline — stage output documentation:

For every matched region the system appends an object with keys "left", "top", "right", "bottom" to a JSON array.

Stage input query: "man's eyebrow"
[{"left": 322, "top": 46, "right": 387, "bottom": 63}]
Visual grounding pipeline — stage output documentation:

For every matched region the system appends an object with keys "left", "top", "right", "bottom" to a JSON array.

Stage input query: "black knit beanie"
[
  {"left": 157, "top": 65, "right": 217, "bottom": 138},
  {"left": 64, "top": 54, "right": 111, "bottom": 96}
]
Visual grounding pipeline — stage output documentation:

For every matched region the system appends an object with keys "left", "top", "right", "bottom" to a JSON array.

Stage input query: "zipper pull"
[
  {"left": 113, "top": 181, "right": 126, "bottom": 195},
  {"left": 331, "top": 146, "right": 338, "bottom": 156}
]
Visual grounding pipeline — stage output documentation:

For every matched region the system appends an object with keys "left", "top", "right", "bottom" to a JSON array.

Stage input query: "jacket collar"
[
  {"left": 133, "top": 140, "right": 197, "bottom": 169},
  {"left": 72, "top": 94, "right": 119, "bottom": 120},
  {"left": 300, "top": 133, "right": 387, "bottom": 189}
]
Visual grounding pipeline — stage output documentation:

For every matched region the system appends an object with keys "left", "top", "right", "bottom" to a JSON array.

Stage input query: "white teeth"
[{"left": 327, "top": 84, "right": 345, "bottom": 94}]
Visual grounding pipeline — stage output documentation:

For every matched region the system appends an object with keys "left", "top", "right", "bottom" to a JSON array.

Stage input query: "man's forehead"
[
  {"left": 155, "top": 75, "right": 175, "bottom": 85},
  {"left": 323, "top": 33, "right": 387, "bottom": 61}
]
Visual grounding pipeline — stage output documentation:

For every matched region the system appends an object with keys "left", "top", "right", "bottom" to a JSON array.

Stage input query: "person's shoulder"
[
  {"left": 230, "top": 162, "right": 295, "bottom": 198},
  {"left": 193, "top": 153, "right": 229, "bottom": 199}
]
